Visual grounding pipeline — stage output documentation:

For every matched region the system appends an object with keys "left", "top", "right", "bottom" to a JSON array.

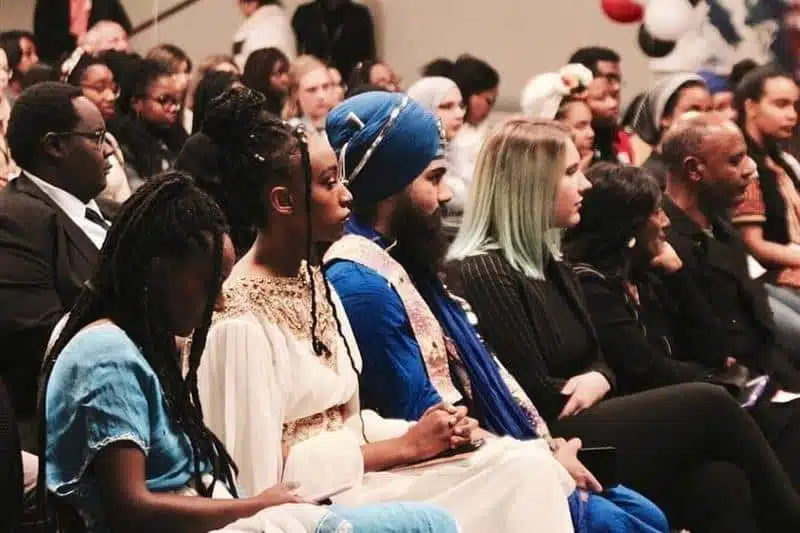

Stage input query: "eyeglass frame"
[
  {"left": 44, "top": 129, "right": 108, "bottom": 151},
  {"left": 81, "top": 82, "right": 121, "bottom": 100}
]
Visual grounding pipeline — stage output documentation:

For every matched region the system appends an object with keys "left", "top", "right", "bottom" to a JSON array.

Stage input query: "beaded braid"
[{"left": 38, "top": 173, "right": 238, "bottom": 530}]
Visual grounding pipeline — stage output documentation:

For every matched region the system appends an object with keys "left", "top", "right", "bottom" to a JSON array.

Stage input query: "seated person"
[
  {"left": 563, "top": 162, "right": 800, "bottom": 492},
  {"left": 0, "top": 83, "right": 112, "bottom": 448},
  {"left": 324, "top": 93, "right": 667, "bottom": 532},
  {"left": 731, "top": 66, "right": 800, "bottom": 320},
  {"left": 42, "top": 172, "right": 455, "bottom": 533},
  {"left": 195, "top": 88, "right": 579, "bottom": 533},
  {"left": 446, "top": 117, "right": 800, "bottom": 533}
]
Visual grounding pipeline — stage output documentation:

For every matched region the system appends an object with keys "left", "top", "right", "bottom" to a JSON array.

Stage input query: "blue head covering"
[
  {"left": 697, "top": 69, "right": 730, "bottom": 95},
  {"left": 326, "top": 91, "right": 444, "bottom": 205}
]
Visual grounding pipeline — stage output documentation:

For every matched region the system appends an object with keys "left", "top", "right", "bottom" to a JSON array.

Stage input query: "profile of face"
[
  {"left": 49, "top": 96, "right": 112, "bottom": 201},
  {"left": 369, "top": 63, "right": 400, "bottom": 92},
  {"left": 711, "top": 91, "right": 736, "bottom": 122},
  {"left": 553, "top": 138, "right": 592, "bottom": 229},
  {"left": 595, "top": 60, "right": 622, "bottom": 105},
  {"left": 134, "top": 74, "right": 183, "bottom": 127},
  {"left": 661, "top": 85, "right": 712, "bottom": 132},
  {"left": 639, "top": 205, "right": 671, "bottom": 259},
  {"left": 390, "top": 158, "right": 451, "bottom": 271},
  {"left": 467, "top": 87, "right": 498, "bottom": 125},
  {"left": 560, "top": 101, "right": 595, "bottom": 159},
  {"left": 283, "top": 136, "right": 352, "bottom": 244},
  {"left": 155, "top": 237, "right": 221, "bottom": 337},
  {"left": 17, "top": 36, "right": 38, "bottom": 75},
  {"left": 81, "top": 64, "right": 119, "bottom": 120},
  {"left": 585, "top": 76, "right": 619, "bottom": 126},
  {"left": 437, "top": 86, "right": 466, "bottom": 141},
  {"left": 747, "top": 76, "right": 800, "bottom": 141},
  {"left": 326, "top": 67, "right": 345, "bottom": 107},
  {"left": 695, "top": 123, "right": 757, "bottom": 209},
  {"left": 271, "top": 59, "right": 291, "bottom": 94},
  {"left": 297, "top": 67, "right": 333, "bottom": 121}
]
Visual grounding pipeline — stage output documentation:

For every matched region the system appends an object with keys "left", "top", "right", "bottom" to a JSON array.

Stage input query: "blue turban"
[
  {"left": 326, "top": 91, "right": 444, "bottom": 205},
  {"left": 697, "top": 70, "right": 730, "bottom": 95}
]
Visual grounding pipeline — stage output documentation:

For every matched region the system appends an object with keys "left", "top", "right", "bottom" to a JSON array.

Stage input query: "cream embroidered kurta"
[{"left": 198, "top": 270, "right": 576, "bottom": 533}]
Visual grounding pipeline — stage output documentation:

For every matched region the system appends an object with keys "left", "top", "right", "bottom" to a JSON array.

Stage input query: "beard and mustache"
[{"left": 388, "top": 193, "right": 449, "bottom": 277}]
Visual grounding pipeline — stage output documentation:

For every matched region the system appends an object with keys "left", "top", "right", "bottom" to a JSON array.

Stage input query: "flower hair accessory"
[{"left": 520, "top": 63, "right": 594, "bottom": 119}]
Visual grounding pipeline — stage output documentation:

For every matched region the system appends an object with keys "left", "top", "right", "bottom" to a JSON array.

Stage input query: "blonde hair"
[
  {"left": 447, "top": 117, "right": 570, "bottom": 279},
  {"left": 282, "top": 55, "right": 328, "bottom": 120}
]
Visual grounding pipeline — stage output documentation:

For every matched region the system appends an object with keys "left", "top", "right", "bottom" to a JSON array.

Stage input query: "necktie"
[{"left": 85, "top": 207, "right": 111, "bottom": 230}]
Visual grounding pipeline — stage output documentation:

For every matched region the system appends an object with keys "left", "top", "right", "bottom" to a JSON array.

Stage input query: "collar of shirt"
[
  {"left": 25, "top": 170, "right": 107, "bottom": 249},
  {"left": 345, "top": 216, "right": 393, "bottom": 250}
]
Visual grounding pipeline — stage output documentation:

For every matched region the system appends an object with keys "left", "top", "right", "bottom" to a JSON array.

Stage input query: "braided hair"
[
  {"left": 38, "top": 172, "right": 239, "bottom": 529},
  {"left": 202, "top": 87, "right": 369, "bottom": 440}
]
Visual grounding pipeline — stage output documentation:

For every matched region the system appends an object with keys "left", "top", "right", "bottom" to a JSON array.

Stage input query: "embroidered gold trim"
[
  {"left": 282, "top": 405, "right": 346, "bottom": 448},
  {"left": 216, "top": 265, "right": 339, "bottom": 368}
]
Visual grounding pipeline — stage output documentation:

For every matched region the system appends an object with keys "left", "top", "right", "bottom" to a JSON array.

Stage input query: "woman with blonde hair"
[
  {"left": 446, "top": 117, "right": 800, "bottom": 533},
  {"left": 283, "top": 55, "right": 332, "bottom": 137}
]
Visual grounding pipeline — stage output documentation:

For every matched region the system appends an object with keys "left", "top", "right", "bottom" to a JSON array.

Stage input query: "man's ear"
[
  {"left": 684, "top": 155, "right": 703, "bottom": 183},
  {"left": 42, "top": 132, "right": 67, "bottom": 160}
]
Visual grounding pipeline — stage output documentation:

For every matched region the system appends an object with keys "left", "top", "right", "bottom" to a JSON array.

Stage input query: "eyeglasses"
[
  {"left": 82, "top": 83, "right": 121, "bottom": 100},
  {"left": 45, "top": 129, "right": 108, "bottom": 150},
  {"left": 148, "top": 94, "right": 182, "bottom": 108}
]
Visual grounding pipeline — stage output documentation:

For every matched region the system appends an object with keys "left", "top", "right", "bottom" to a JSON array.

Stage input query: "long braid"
[{"left": 38, "top": 173, "right": 239, "bottom": 531}]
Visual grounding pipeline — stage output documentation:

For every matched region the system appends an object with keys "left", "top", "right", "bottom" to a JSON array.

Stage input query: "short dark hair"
[
  {"left": 729, "top": 58, "right": 759, "bottom": 88},
  {"left": 421, "top": 58, "right": 454, "bottom": 78},
  {"left": 450, "top": 54, "right": 499, "bottom": 101},
  {"left": 568, "top": 47, "right": 620, "bottom": 76},
  {"left": 734, "top": 64, "right": 791, "bottom": 126},
  {"left": 7, "top": 82, "right": 82, "bottom": 169},
  {"left": 0, "top": 30, "right": 35, "bottom": 75}
]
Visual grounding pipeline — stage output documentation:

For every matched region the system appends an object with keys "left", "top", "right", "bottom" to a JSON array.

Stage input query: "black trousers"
[{"left": 551, "top": 383, "right": 800, "bottom": 533}]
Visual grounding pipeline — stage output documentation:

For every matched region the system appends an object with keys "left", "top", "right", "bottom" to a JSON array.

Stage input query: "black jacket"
[
  {"left": 0, "top": 174, "right": 99, "bottom": 418},
  {"left": 291, "top": 1, "right": 375, "bottom": 79},
  {"left": 662, "top": 197, "right": 800, "bottom": 389}
]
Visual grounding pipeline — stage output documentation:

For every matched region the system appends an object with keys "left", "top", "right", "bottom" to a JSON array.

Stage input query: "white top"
[
  {"left": 26, "top": 172, "right": 108, "bottom": 249},
  {"left": 233, "top": 5, "right": 297, "bottom": 70},
  {"left": 199, "top": 273, "right": 575, "bottom": 533}
]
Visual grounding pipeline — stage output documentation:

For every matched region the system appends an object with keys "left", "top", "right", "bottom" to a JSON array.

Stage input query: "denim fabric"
[
  {"left": 45, "top": 324, "right": 200, "bottom": 533},
  {"left": 569, "top": 486, "right": 670, "bottom": 533},
  {"left": 330, "top": 502, "right": 459, "bottom": 533}
]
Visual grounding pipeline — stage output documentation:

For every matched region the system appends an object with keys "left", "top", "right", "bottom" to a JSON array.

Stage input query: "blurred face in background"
[
  {"left": 560, "top": 100, "right": 595, "bottom": 159},
  {"left": 326, "top": 67, "right": 345, "bottom": 107},
  {"left": 467, "top": 87, "right": 498, "bottom": 125},
  {"left": 369, "top": 62, "right": 400, "bottom": 92},
  {"left": 297, "top": 66, "right": 332, "bottom": 122},
  {"left": 586, "top": 76, "right": 619, "bottom": 126},
  {"left": 436, "top": 86, "right": 466, "bottom": 141}
]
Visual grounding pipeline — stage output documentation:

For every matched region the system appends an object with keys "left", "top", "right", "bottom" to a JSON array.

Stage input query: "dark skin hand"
[
  {"left": 361, "top": 403, "right": 480, "bottom": 472},
  {"left": 93, "top": 442, "right": 307, "bottom": 533}
]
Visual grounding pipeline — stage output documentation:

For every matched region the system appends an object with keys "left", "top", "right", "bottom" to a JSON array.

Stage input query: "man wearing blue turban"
[{"left": 323, "top": 92, "right": 669, "bottom": 533}]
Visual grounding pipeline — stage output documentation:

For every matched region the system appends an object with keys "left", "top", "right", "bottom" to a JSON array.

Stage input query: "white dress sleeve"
[{"left": 199, "top": 316, "right": 286, "bottom": 498}]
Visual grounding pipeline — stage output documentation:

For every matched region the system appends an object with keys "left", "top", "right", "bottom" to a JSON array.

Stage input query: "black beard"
[{"left": 388, "top": 194, "right": 448, "bottom": 277}]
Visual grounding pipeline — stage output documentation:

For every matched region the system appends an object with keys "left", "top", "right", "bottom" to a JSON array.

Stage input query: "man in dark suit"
[
  {"left": 0, "top": 82, "right": 112, "bottom": 449},
  {"left": 292, "top": 0, "right": 376, "bottom": 80},
  {"left": 660, "top": 112, "right": 800, "bottom": 388}
]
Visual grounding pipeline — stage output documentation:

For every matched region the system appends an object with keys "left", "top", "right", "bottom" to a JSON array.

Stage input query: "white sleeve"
[
  {"left": 243, "top": 16, "right": 297, "bottom": 61},
  {"left": 199, "top": 316, "right": 285, "bottom": 498}
]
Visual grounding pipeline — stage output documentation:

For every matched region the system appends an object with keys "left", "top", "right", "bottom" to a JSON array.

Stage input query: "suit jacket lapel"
[{"left": 14, "top": 174, "right": 98, "bottom": 264}]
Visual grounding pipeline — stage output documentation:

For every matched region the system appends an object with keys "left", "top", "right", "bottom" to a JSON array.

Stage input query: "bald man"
[{"left": 660, "top": 113, "right": 800, "bottom": 390}]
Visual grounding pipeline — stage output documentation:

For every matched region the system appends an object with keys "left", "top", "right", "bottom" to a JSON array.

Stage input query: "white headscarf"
[
  {"left": 520, "top": 64, "right": 593, "bottom": 119},
  {"left": 407, "top": 76, "right": 459, "bottom": 113}
]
